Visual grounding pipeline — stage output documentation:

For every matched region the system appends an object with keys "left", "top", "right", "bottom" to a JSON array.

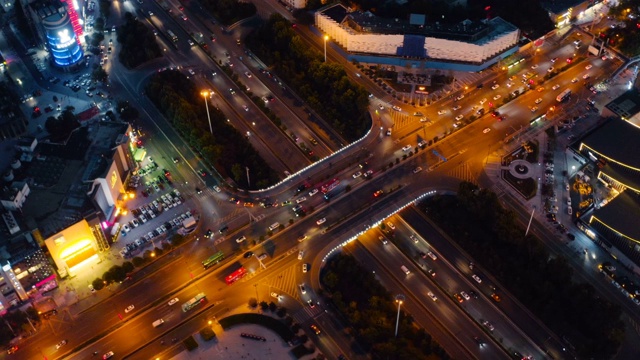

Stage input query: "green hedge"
[{"left": 219, "top": 313, "right": 294, "bottom": 342}]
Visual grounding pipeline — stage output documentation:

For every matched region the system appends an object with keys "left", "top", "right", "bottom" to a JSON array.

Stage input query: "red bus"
[
  {"left": 225, "top": 267, "right": 247, "bottom": 285},
  {"left": 321, "top": 178, "right": 340, "bottom": 194}
]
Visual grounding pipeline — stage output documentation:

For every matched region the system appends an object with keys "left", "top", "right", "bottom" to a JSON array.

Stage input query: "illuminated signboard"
[{"left": 56, "top": 29, "right": 76, "bottom": 49}]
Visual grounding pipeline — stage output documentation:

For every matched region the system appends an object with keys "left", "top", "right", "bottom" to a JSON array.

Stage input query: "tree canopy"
[
  {"left": 420, "top": 182, "right": 624, "bottom": 359},
  {"left": 145, "top": 70, "right": 278, "bottom": 189},
  {"left": 116, "top": 12, "right": 162, "bottom": 69},
  {"left": 322, "top": 254, "right": 450, "bottom": 359},
  {"left": 44, "top": 110, "right": 80, "bottom": 142},
  {"left": 247, "top": 14, "right": 371, "bottom": 142},
  {"left": 200, "top": 0, "right": 256, "bottom": 25}
]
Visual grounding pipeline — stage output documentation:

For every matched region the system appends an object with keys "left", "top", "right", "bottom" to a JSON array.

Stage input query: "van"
[
  {"left": 269, "top": 222, "right": 280, "bottom": 231},
  {"left": 152, "top": 319, "right": 164, "bottom": 327},
  {"left": 386, "top": 128, "right": 392, "bottom": 136},
  {"left": 401, "top": 265, "right": 410, "bottom": 275}
]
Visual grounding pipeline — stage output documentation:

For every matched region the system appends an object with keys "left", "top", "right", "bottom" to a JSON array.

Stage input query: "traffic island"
[{"left": 501, "top": 141, "right": 539, "bottom": 200}]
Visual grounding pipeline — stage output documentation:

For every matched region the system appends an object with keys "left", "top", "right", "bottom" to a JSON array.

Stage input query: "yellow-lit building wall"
[{"left": 44, "top": 220, "right": 100, "bottom": 277}]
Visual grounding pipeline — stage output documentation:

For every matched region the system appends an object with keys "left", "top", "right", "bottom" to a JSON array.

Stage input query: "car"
[
  {"left": 242, "top": 105, "right": 249, "bottom": 111},
  {"left": 455, "top": 114, "right": 464, "bottom": 121},
  {"left": 455, "top": 94, "right": 465, "bottom": 101},
  {"left": 168, "top": 298, "right": 179, "bottom": 306},
  {"left": 181, "top": 14, "right": 187, "bottom": 20},
  {"left": 296, "top": 197, "right": 307, "bottom": 204},
  {"left": 531, "top": 106, "right": 539, "bottom": 113},
  {"left": 392, "top": 105, "right": 402, "bottom": 111},
  {"left": 103, "top": 351, "right": 115, "bottom": 360},
  {"left": 235, "top": 236, "right": 246, "bottom": 243},
  {"left": 585, "top": 64, "right": 593, "bottom": 70},
  {"left": 316, "top": 218, "right": 326, "bottom": 225},
  {"left": 483, "top": 128, "right": 491, "bottom": 134},
  {"left": 491, "top": 84, "right": 500, "bottom": 90},
  {"left": 530, "top": 64, "right": 538, "bottom": 69},
  {"left": 299, "top": 284, "right": 306, "bottom": 294},
  {"left": 131, "top": 219, "right": 140, "bottom": 227},
  {"left": 386, "top": 221, "right": 395, "bottom": 230},
  {"left": 469, "top": 290, "right": 479, "bottom": 299},
  {"left": 213, "top": 185, "right": 221, "bottom": 192},
  {"left": 583, "top": 74, "right": 590, "bottom": 80},
  {"left": 413, "top": 166, "right": 423, "bottom": 174},
  {"left": 364, "top": 170, "right": 374, "bottom": 178},
  {"left": 310, "top": 324, "right": 321, "bottom": 334},
  {"left": 297, "top": 235, "right": 308, "bottom": 242},
  {"left": 427, "top": 251, "right": 437, "bottom": 260},
  {"left": 309, "top": 189, "right": 319, "bottom": 197},
  {"left": 571, "top": 78, "right": 579, "bottom": 83},
  {"left": 379, "top": 236, "right": 388, "bottom": 245},
  {"left": 244, "top": 251, "right": 254, "bottom": 258},
  {"left": 491, "top": 293, "right": 501, "bottom": 302},
  {"left": 148, "top": 10, "right": 153, "bottom": 16},
  {"left": 302, "top": 263, "right": 308, "bottom": 273},
  {"left": 401, "top": 145, "right": 412, "bottom": 152},
  {"left": 378, "top": 104, "right": 385, "bottom": 110},
  {"left": 474, "top": 336, "right": 486, "bottom": 347},
  {"left": 7, "top": 346, "right": 18, "bottom": 354},
  {"left": 111, "top": 25, "right": 116, "bottom": 32},
  {"left": 56, "top": 340, "right": 68, "bottom": 349},
  {"left": 472, "top": 274, "right": 482, "bottom": 283},
  {"left": 125, "top": 304, "right": 135, "bottom": 313},
  {"left": 352, "top": 171, "right": 362, "bottom": 178},
  {"left": 454, "top": 293, "right": 464, "bottom": 303},
  {"left": 460, "top": 291, "right": 471, "bottom": 301},
  {"left": 547, "top": 66, "right": 554, "bottom": 73},
  {"left": 481, "top": 320, "right": 494, "bottom": 331},
  {"left": 535, "top": 98, "right": 543, "bottom": 104},
  {"left": 452, "top": 105, "right": 462, "bottom": 111},
  {"left": 257, "top": 253, "right": 268, "bottom": 260},
  {"left": 552, "top": 84, "right": 560, "bottom": 90},
  {"left": 245, "top": 71, "right": 252, "bottom": 78},
  {"left": 271, "top": 292, "right": 281, "bottom": 299},
  {"left": 437, "top": 109, "right": 447, "bottom": 115},
  {"left": 373, "top": 189, "right": 384, "bottom": 197},
  {"left": 479, "top": 98, "right": 487, "bottom": 105},
  {"left": 428, "top": 292, "right": 438, "bottom": 301},
  {"left": 493, "top": 95, "right": 501, "bottom": 101},
  {"left": 187, "top": 39, "right": 194, "bottom": 46}
]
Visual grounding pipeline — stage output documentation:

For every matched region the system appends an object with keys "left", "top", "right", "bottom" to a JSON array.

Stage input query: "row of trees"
[
  {"left": 145, "top": 70, "right": 279, "bottom": 189},
  {"left": 420, "top": 182, "right": 624, "bottom": 359},
  {"left": 116, "top": 13, "right": 162, "bottom": 69},
  {"left": 44, "top": 109, "right": 81, "bottom": 142},
  {"left": 247, "top": 14, "right": 371, "bottom": 142},
  {"left": 606, "top": 1, "right": 640, "bottom": 55},
  {"left": 200, "top": 0, "right": 256, "bottom": 25},
  {"left": 322, "top": 254, "right": 450, "bottom": 359},
  {"left": 0, "top": 307, "right": 39, "bottom": 347}
]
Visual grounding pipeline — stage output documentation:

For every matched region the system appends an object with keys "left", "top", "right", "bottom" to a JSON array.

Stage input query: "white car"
[
  {"left": 427, "top": 292, "right": 438, "bottom": 301},
  {"left": 378, "top": 104, "right": 385, "bottom": 110},
  {"left": 506, "top": 82, "right": 513, "bottom": 88},
  {"left": 585, "top": 64, "right": 592, "bottom": 70},
  {"left": 531, "top": 106, "right": 539, "bottom": 113},
  {"left": 427, "top": 251, "right": 437, "bottom": 260},
  {"left": 213, "top": 185, "right": 221, "bottom": 192},
  {"left": 455, "top": 94, "right": 465, "bottom": 101},
  {"left": 296, "top": 197, "right": 307, "bottom": 204},
  {"left": 302, "top": 263, "right": 308, "bottom": 273},
  {"left": 299, "top": 284, "right": 306, "bottom": 294},
  {"left": 413, "top": 167, "right": 423, "bottom": 174},
  {"left": 188, "top": 39, "right": 195, "bottom": 46},
  {"left": 455, "top": 115, "right": 464, "bottom": 121},
  {"left": 148, "top": 10, "right": 153, "bottom": 16},
  {"left": 410, "top": 234, "right": 418, "bottom": 243},
  {"left": 242, "top": 105, "right": 249, "bottom": 111},
  {"left": 271, "top": 292, "right": 281, "bottom": 299},
  {"left": 245, "top": 71, "right": 252, "bottom": 78},
  {"left": 547, "top": 66, "right": 554, "bottom": 73},
  {"left": 482, "top": 320, "right": 494, "bottom": 331},
  {"left": 491, "top": 84, "right": 500, "bottom": 90},
  {"left": 386, "top": 221, "right": 395, "bottom": 230},
  {"left": 571, "top": 78, "right": 579, "bottom": 83},
  {"left": 493, "top": 94, "right": 501, "bottom": 101},
  {"left": 309, "top": 189, "right": 319, "bottom": 197},
  {"left": 187, "top": 69, "right": 195, "bottom": 76},
  {"left": 392, "top": 105, "right": 402, "bottom": 111},
  {"left": 552, "top": 84, "right": 560, "bottom": 90},
  {"left": 437, "top": 109, "right": 447, "bottom": 115},
  {"left": 583, "top": 74, "right": 590, "bottom": 80},
  {"left": 472, "top": 274, "right": 482, "bottom": 283},
  {"left": 401, "top": 145, "right": 412, "bottom": 152},
  {"left": 460, "top": 291, "right": 471, "bottom": 301},
  {"left": 452, "top": 105, "right": 461, "bottom": 111},
  {"left": 483, "top": 128, "right": 491, "bottom": 134},
  {"left": 530, "top": 64, "right": 539, "bottom": 69},
  {"left": 535, "top": 98, "right": 543, "bottom": 104},
  {"left": 298, "top": 250, "right": 304, "bottom": 260},
  {"left": 316, "top": 218, "right": 326, "bottom": 225},
  {"left": 103, "top": 351, "right": 115, "bottom": 359},
  {"left": 131, "top": 219, "right": 140, "bottom": 227},
  {"left": 479, "top": 98, "right": 487, "bottom": 105},
  {"left": 352, "top": 171, "right": 362, "bottom": 178},
  {"left": 124, "top": 305, "right": 135, "bottom": 313},
  {"left": 168, "top": 298, "right": 179, "bottom": 306}
]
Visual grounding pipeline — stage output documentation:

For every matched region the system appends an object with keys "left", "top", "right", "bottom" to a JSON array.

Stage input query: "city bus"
[
  {"left": 556, "top": 89, "right": 571, "bottom": 102},
  {"left": 225, "top": 267, "right": 247, "bottom": 285},
  {"left": 167, "top": 30, "right": 178, "bottom": 42},
  {"left": 320, "top": 178, "right": 340, "bottom": 194},
  {"left": 181, "top": 292, "right": 206, "bottom": 312},
  {"left": 202, "top": 251, "right": 224, "bottom": 269}
]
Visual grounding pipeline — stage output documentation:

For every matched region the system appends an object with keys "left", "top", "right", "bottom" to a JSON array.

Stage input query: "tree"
[
  {"left": 92, "top": 67, "right": 108, "bottom": 83},
  {"left": 231, "top": 163, "right": 243, "bottom": 183},
  {"left": 92, "top": 278, "right": 105, "bottom": 290}
]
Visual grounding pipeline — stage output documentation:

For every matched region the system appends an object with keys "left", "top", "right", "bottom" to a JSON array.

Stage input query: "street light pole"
[
  {"left": 324, "top": 35, "right": 329, "bottom": 62},
  {"left": 394, "top": 294, "right": 405, "bottom": 337},
  {"left": 201, "top": 91, "right": 213, "bottom": 134}
]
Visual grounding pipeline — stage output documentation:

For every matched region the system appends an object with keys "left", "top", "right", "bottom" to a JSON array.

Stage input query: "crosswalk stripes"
[
  {"left": 291, "top": 304, "right": 323, "bottom": 324},
  {"left": 446, "top": 162, "right": 477, "bottom": 185}
]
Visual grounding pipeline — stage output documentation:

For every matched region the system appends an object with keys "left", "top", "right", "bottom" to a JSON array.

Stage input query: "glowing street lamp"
[
  {"left": 201, "top": 91, "right": 213, "bottom": 134},
  {"left": 395, "top": 294, "right": 405, "bottom": 337},
  {"left": 324, "top": 35, "right": 329, "bottom": 62}
]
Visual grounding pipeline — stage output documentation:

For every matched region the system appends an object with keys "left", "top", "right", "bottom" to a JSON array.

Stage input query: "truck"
[
  {"left": 192, "top": 32, "right": 205, "bottom": 45},
  {"left": 182, "top": 216, "right": 196, "bottom": 230}
]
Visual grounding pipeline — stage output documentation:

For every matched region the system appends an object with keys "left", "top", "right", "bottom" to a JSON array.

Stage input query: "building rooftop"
[
  {"left": 579, "top": 119, "right": 640, "bottom": 171},
  {"left": 592, "top": 191, "right": 640, "bottom": 243},
  {"left": 541, "top": 0, "right": 587, "bottom": 14},
  {"left": 604, "top": 89, "right": 640, "bottom": 125}
]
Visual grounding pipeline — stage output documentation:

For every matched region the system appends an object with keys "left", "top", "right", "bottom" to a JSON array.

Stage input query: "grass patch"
[{"left": 503, "top": 170, "right": 537, "bottom": 199}]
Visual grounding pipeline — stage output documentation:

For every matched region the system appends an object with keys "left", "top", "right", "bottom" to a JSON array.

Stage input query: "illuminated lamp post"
[
  {"left": 324, "top": 35, "right": 329, "bottom": 62},
  {"left": 201, "top": 91, "right": 213, "bottom": 134},
  {"left": 395, "top": 294, "right": 405, "bottom": 337}
]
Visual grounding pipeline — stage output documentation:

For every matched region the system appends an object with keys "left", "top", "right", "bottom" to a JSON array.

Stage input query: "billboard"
[{"left": 43, "top": 13, "right": 84, "bottom": 66}]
